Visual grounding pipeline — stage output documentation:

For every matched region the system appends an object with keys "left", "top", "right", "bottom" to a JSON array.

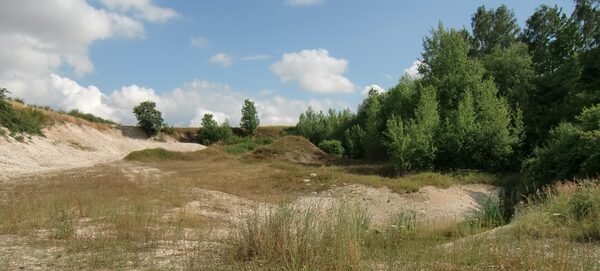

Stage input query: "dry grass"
[{"left": 2, "top": 143, "right": 597, "bottom": 269}]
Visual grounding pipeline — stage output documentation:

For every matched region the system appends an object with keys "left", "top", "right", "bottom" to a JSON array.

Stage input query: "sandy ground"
[
  {"left": 296, "top": 183, "right": 502, "bottom": 226},
  {"left": 0, "top": 123, "right": 205, "bottom": 180},
  {"left": 174, "top": 182, "right": 501, "bottom": 228}
]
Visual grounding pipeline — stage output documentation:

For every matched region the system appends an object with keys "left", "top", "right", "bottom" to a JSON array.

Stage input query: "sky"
[{"left": 0, "top": 0, "right": 574, "bottom": 127}]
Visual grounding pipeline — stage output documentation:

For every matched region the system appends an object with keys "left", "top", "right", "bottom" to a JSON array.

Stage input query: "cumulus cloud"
[
  {"left": 29, "top": 77, "right": 350, "bottom": 127},
  {"left": 99, "top": 0, "right": 179, "bottom": 23},
  {"left": 404, "top": 60, "right": 423, "bottom": 79},
  {"left": 241, "top": 54, "right": 271, "bottom": 61},
  {"left": 271, "top": 49, "right": 355, "bottom": 93},
  {"left": 209, "top": 53, "right": 233, "bottom": 67},
  {"left": 285, "top": 0, "right": 325, "bottom": 7},
  {"left": 0, "top": 0, "right": 172, "bottom": 106},
  {"left": 361, "top": 84, "right": 385, "bottom": 97},
  {"left": 190, "top": 36, "right": 210, "bottom": 48}
]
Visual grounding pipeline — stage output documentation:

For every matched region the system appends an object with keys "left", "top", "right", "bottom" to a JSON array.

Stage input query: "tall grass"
[
  {"left": 229, "top": 203, "right": 370, "bottom": 270},
  {"left": 515, "top": 181, "right": 600, "bottom": 241},
  {"left": 467, "top": 196, "right": 505, "bottom": 228}
]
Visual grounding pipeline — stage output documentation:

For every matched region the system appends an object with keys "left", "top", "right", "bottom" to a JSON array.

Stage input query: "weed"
[
  {"left": 53, "top": 208, "right": 72, "bottom": 239},
  {"left": 467, "top": 196, "right": 505, "bottom": 228}
]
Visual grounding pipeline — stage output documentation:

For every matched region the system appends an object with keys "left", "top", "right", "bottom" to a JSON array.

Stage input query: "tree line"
[
  {"left": 295, "top": 0, "right": 600, "bottom": 187},
  {"left": 133, "top": 99, "right": 260, "bottom": 145}
]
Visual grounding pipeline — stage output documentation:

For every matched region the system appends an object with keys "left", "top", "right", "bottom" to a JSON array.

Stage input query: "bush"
[
  {"left": 318, "top": 139, "right": 344, "bottom": 157},
  {"left": 133, "top": 101, "right": 163, "bottom": 136},
  {"left": 525, "top": 104, "right": 600, "bottom": 187},
  {"left": 0, "top": 90, "right": 46, "bottom": 137}
]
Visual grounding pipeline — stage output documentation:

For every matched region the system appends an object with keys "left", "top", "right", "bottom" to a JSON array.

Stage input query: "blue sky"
[{"left": 1, "top": 0, "right": 574, "bottom": 126}]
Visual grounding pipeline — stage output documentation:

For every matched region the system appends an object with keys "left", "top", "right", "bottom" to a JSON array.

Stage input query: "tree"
[
  {"left": 199, "top": 113, "right": 218, "bottom": 145},
  {"left": 471, "top": 5, "right": 520, "bottom": 57},
  {"left": 357, "top": 89, "right": 385, "bottom": 160},
  {"left": 482, "top": 43, "right": 534, "bottom": 109},
  {"left": 384, "top": 86, "right": 440, "bottom": 172},
  {"left": 0, "top": 87, "right": 9, "bottom": 100},
  {"left": 133, "top": 101, "right": 163, "bottom": 136},
  {"left": 240, "top": 99, "right": 260, "bottom": 135},
  {"left": 420, "top": 24, "right": 483, "bottom": 115}
]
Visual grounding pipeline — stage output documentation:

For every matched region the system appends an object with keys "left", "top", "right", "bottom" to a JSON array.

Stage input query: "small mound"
[
  {"left": 247, "top": 136, "right": 329, "bottom": 164},
  {"left": 124, "top": 147, "right": 222, "bottom": 162}
]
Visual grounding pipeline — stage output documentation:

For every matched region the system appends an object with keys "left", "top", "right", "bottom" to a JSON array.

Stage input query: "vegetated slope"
[
  {"left": 247, "top": 135, "right": 330, "bottom": 164},
  {"left": 0, "top": 122, "right": 205, "bottom": 180}
]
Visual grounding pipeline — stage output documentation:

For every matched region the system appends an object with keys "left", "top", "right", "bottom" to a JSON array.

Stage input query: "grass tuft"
[{"left": 229, "top": 203, "right": 370, "bottom": 270}]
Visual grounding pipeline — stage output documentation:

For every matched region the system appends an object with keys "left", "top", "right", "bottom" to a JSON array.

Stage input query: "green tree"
[
  {"left": 482, "top": 43, "right": 534, "bottom": 109},
  {"left": 344, "top": 125, "right": 366, "bottom": 159},
  {"left": 240, "top": 99, "right": 260, "bottom": 135},
  {"left": 358, "top": 89, "right": 385, "bottom": 160},
  {"left": 385, "top": 86, "right": 440, "bottom": 172},
  {"left": 199, "top": 115, "right": 234, "bottom": 145},
  {"left": 420, "top": 24, "right": 483, "bottom": 115},
  {"left": 133, "top": 101, "right": 163, "bottom": 136},
  {"left": 470, "top": 5, "right": 520, "bottom": 57}
]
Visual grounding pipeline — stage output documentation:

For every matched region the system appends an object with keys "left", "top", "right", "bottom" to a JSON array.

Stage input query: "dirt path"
[{"left": 0, "top": 123, "right": 205, "bottom": 181}]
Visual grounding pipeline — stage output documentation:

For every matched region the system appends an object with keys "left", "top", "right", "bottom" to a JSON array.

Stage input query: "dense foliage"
[
  {"left": 133, "top": 101, "right": 164, "bottom": 136},
  {"left": 294, "top": 0, "right": 600, "bottom": 185}
]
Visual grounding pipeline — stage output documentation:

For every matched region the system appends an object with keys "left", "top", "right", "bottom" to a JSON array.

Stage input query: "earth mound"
[{"left": 247, "top": 136, "right": 329, "bottom": 164}]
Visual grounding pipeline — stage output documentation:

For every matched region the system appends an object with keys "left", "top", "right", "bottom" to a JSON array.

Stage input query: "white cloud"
[
  {"left": 0, "top": 0, "right": 172, "bottom": 108},
  {"left": 99, "top": 0, "right": 179, "bottom": 23},
  {"left": 361, "top": 84, "right": 385, "bottom": 97},
  {"left": 271, "top": 49, "right": 355, "bottom": 93},
  {"left": 190, "top": 36, "right": 210, "bottom": 48},
  {"left": 285, "top": 0, "right": 325, "bottom": 7},
  {"left": 241, "top": 54, "right": 271, "bottom": 61},
  {"left": 404, "top": 60, "right": 422, "bottom": 79},
  {"left": 209, "top": 53, "right": 233, "bottom": 67},
  {"left": 18, "top": 75, "right": 350, "bottom": 127},
  {"left": 50, "top": 74, "right": 115, "bottom": 119}
]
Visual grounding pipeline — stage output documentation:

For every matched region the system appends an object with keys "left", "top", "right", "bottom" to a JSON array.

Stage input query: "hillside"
[{"left": 0, "top": 107, "right": 204, "bottom": 180}]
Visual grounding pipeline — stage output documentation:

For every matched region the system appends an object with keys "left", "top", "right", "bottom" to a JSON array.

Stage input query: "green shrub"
[
  {"left": 318, "top": 139, "right": 344, "bottom": 157},
  {"left": 66, "top": 109, "right": 115, "bottom": 124},
  {"left": 525, "top": 104, "right": 600, "bottom": 187},
  {"left": 0, "top": 97, "right": 46, "bottom": 137}
]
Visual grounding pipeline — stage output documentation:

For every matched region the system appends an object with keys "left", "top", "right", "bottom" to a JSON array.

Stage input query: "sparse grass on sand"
[{"left": 2, "top": 140, "right": 599, "bottom": 269}]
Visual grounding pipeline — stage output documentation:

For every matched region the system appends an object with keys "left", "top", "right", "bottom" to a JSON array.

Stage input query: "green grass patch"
[
  {"left": 124, "top": 148, "right": 216, "bottom": 162},
  {"left": 221, "top": 136, "right": 273, "bottom": 155}
]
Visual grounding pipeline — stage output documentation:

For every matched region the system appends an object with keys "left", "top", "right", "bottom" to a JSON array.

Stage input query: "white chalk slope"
[{"left": 0, "top": 124, "right": 205, "bottom": 180}]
